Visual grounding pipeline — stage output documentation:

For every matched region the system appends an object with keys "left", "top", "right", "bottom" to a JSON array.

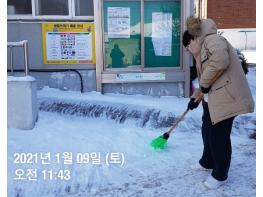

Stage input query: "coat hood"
[{"left": 197, "top": 19, "right": 218, "bottom": 44}]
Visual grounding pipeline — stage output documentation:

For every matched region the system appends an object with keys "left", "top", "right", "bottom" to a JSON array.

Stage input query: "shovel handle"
[
  {"left": 166, "top": 93, "right": 204, "bottom": 135},
  {"left": 166, "top": 109, "right": 189, "bottom": 134},
  {"left": 194, "top": 92, "right": 204, "bottom": 102}
]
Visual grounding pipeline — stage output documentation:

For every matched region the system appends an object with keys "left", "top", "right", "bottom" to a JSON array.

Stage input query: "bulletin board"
[
  {"left": 103, "top": 1, "right": 141, "bottom": 68},
  {"left": 144, "top": 1, "right": 181, "bottom": 67},
  {"left": 42, "top": 23, "right": 96, "bottom": 64}
]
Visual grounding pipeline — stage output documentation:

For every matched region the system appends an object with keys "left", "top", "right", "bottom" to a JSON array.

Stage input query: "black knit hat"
[{"left": 182, "top": 30, "right": 194, "bottom": 47}]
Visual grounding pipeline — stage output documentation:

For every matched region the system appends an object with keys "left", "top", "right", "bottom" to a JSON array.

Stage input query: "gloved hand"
[
  {"left": 187, "top": 98, "right": 200, "bottom": 110},
  {"left": 201, "top": 86, "right": 211, "bottom": 94}
]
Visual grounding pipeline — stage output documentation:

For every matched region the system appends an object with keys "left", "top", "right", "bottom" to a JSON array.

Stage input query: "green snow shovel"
[{"left": 150, "top": 94, "right": 204, "bottom": 150}]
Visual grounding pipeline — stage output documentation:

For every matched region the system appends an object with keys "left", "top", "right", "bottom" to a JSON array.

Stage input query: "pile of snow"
[{"left": 7, "top": 68, "right": 256, "bottom": 197}]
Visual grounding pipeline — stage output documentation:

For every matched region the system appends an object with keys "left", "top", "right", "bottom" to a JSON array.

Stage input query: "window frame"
[
  {"left": 34, "top": 0, "right": 72, "bottom": 19},
  {"left": 72, "top": 0, "right": 94, "bottom": 21},
  {"left": 7, "top": 0, "right": 34, "bottom": 19},
  {"left": 7, "top": 0, "right": 94, "bottom": 20}
]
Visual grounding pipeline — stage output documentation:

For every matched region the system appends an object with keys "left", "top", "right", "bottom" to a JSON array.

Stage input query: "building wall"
[
  {"left": 103, "top": 82, "right": 184, "bottom": 97},
  {"left": 7, "top": 22, "right": 96, "bottom": 70},
  {"left": 207, "top": 0, "right": 256, "bottom": 29},
  {"left": 7, "top": 22, "right": 185, "bottom": 96},
  {"left": 7, "top": 0, "right": 194, "bottom": 97},
  {"left": 7, "top": 22, "right": 97, "bottom": 92}
]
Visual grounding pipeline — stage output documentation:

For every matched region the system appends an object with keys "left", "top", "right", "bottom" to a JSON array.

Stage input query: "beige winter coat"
[{"left": 191, "top": 19, "right": 254, "bottom": 125}]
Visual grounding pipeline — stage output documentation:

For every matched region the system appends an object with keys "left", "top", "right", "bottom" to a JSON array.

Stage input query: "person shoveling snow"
[{"left": 178, "top": 16, "right": 255, "bottom": 190}]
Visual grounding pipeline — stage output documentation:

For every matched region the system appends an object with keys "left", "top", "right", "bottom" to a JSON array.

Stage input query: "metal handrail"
[
  {"left": 239, "top": 30, "right": 256, "bottom": 50},
  {"left": 7, "top": 40, "right": 29, "bottom": 76}
]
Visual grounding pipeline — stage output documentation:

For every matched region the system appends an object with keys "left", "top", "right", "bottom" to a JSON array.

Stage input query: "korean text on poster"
[{"left": 107, "top": 7, "right": 130, "bottom": 38}]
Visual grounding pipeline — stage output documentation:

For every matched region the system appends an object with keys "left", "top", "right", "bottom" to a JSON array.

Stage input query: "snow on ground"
[
  {"left": 8, "top": 68, "right": 256, "bottom": 197},
  {"left": 241, "top": 50, "right": 256, "bottom": 64}
]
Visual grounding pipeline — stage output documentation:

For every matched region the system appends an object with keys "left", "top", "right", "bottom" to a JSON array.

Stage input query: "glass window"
[
  {"left": 144, "top": 1, "right": 181, "bottom": 68},
  {"left": 103, "top": 0, "right": 181, "bottom": 69},
  {"left": 104, "top": 1, "right": 141, "bottom": 69},
  {"left": 35, "top": 0, "right": 69, "bottom": 15},
  {"left": 7, "top": 0, "right": 32, "bottom": 15},
  {"left": 75, "top": 0, "right": 94, "bottom": 16}
]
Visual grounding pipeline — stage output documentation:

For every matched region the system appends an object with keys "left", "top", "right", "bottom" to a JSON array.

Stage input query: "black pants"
[{"left": 199, "top": 101, "right": 235, "bottom": 181}]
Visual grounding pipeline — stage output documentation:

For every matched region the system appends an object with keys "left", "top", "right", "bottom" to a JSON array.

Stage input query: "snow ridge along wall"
[
  {"left": 39, "top": 96, "right": 255, "bottom": 136},
  {"left": 39, "top": 98, "right": 182, "bottom": 129}
]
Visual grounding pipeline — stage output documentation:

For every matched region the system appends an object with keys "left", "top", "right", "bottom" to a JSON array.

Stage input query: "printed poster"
[
  {"left": 152, "top": 12, "right": 172, "bottom": 56},
  {"left": 42, "top": 23, "right": 95, "bottom": 64},
  {"left": 108, "top": 7, "right": 130, "bottom": 38}
]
